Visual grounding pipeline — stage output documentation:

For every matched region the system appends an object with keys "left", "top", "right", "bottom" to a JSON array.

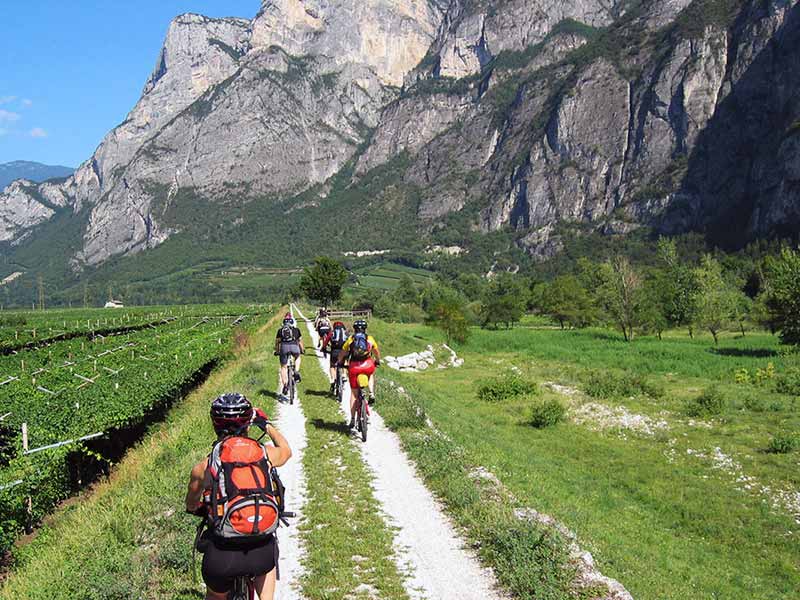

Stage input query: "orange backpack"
[{"left": 203, "top": 436, "right": 281, "bottom": 541}]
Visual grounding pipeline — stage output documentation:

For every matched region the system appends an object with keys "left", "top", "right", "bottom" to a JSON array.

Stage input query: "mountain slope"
[
  {"left": 0, "top": 161, "right": 74, "bottom": 189},
  {"left": 0, "top": 0, "right": 798, "bottom": 301}
]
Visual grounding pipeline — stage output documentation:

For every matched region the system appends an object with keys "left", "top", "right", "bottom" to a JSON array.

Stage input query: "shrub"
[
  {"left": 685, "top": 387, "right": 726, "bottom": 417},
  {"left": 775, "top": 367, "right": 800, "bottom": 396},
  {"left": 742, "top": 393, "right": 766, "bottom": 412},
  {"left": 529, "top": 398, "right": 566, "bottom": 428},
  {"left": 477, "top": 375, "right": 538, "bottom": 403},
  {"left": 582, "top": 370, "right": 665, "bottom": 399},
  {"left": 766, "top": 431, "right": 799, "bottom": 454},
  {"left": 734, "top": 368, "right": 751, "bottom": 385}
]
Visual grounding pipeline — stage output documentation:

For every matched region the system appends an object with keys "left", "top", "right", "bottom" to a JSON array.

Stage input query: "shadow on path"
[{"left": 309, "top": 417, "right": 350, "bottom": 437}]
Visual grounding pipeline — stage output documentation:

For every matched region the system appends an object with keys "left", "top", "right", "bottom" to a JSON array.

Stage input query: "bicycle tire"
[{"left": 359, "top": 391, "right": 368, "bottom": 442}]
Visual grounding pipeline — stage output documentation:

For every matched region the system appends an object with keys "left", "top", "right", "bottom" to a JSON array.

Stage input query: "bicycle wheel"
[
  {"left": 230, "top": 576, "right": 249, "bottom": 600},
  {"left": 359, "top": 391, "right": 368, "bottom": 442}
]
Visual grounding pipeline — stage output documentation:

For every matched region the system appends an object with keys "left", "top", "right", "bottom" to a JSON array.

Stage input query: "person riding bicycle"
[
  {"left": 185, "top": 393, "right": 292, "bottom": 600},
  {"left": 321, "top": 320, "right": 349, "bottom": 394},
  {"left": 315, "top": 309, "right": 332, "bottom": 356},
  {"left": 275, "top": 316, "right": 304, "bottom": 397},
  {"left": 336, "top": 319, "right": 381, "bottom": 428}
]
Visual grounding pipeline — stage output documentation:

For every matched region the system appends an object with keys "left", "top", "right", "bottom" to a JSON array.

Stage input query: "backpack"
[
  {"left": 279, "top": 325, "right": 295, "bottom": 343},
  {"left": 331, "top": 326, "right": 348, "bottom": 349},
  {"left": 350, "top": 333, "right": 371, "bottom": 360},
  {"left": 203, "top": 436, "right": 280, "bottom": 542},
  {"left": 317, "top": 319, "right": 331, "bottom": 335}
]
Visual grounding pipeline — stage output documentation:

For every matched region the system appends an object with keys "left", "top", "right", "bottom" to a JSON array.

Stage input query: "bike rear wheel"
[
  {"left": 359, "top": 390, "right": 368, "bottom": 442},
  {"left": 230, "top": 575, "right": 253, "bottom": 600},
  {"left": 288, "top": 363, "right": 295, "bottom": 404}
]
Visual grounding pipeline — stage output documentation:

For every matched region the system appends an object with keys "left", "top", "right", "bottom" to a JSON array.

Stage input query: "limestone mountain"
[{"left": 1, "top": 0, "right": 798, "bottom": 286}]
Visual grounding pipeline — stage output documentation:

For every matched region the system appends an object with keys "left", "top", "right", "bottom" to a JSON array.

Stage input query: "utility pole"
[
  {"left": 37, "top": 275, "right": 45, "bottom": 311},
  {"left": 83, "top": 282, "right": 88, "bottom": 308}
]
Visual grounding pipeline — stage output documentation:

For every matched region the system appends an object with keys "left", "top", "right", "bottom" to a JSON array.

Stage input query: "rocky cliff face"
[{"left": 1, "top": 0, "right": 798, "bottom": 269}]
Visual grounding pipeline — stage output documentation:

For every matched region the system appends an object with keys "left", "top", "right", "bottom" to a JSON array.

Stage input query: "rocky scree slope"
[{"left": 1, "top": 0, "right": 798, "bottom": 271}]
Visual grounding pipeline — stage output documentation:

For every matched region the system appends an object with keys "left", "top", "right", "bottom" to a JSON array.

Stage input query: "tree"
[
  {"left": 640, "top": 274, "right": 669, "bottom": 340},
  {"left": 657, "top": 237, "right": 699, "bottom": 336},
  {"left": 394, "top": 274, "right": 420, "bottom": 305},
  {"left": 693, "top": 255, "right": 738, "bottom": 345},
  {"left": 538, "top": 275, "right": 594, "bottom": 329},
  {"left": 480, "top": 273, "right": 527, "bottom": 328},
  {"left": 299, "top": 256, "right": 349, "bottom": 306},
  {"left": 596, "top": 256, "right": 645, "bottom": 341},
  {"left": 763, "top": 248, "right": 800, "bottom": 345},
  {"left": 426, "top": 297, "right": 471, "bottom": 344}
]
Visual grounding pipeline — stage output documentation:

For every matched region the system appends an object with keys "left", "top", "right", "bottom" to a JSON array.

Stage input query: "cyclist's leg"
[
  {"left": 278, "top": 347, "right": 289, "bottom": 388},
  {"left": 254, "top": 567, "right": 277, "bottom": 600},
  {"left": 295, "top": 353, "right": 302, "bottom": 372}
]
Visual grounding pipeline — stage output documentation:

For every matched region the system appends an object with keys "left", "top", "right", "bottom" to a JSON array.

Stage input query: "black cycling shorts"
[
  {"left": 329, "top": 348, "right": 343, "bottom": 368},
  {"left": 201, "top": 536, "right": 278, "bottom": 593}
]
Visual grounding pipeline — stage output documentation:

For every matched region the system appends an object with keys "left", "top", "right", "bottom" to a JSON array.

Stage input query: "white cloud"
[
  {"left": 0, "top": 109, "right": 21, "bottom": 123},
  {"left": 0, "top": 96, "right": 17, "bottom": 105},
  {"left": 21, "top": 99, "right": 33, "bottom": 107},
  {"left": 29, "top": 127, "right": 48, "bottom": 138}
]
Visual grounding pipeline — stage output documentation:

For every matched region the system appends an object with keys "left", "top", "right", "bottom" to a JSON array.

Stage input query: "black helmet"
[
  {"left": 353, "top": 319, "right": 367, "bottom": 332},
  {"left": 210, "top": 392, "right": 253, "bottom": 434}
]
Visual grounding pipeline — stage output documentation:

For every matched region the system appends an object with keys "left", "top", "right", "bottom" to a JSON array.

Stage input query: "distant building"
[{"left": 104, "top": 300, "right": 124, "bottom": 308}]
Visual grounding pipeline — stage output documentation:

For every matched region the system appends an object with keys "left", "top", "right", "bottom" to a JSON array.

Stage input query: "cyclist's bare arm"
[
  {"left": 185, "top": 459, "right": 206, "bottom": 512},
  {"left": 264, "top": 423, "right": 292, "bottom": 467}
]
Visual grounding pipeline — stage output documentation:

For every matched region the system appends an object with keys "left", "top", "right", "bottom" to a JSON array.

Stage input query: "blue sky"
[{"left": 0, "top": 1, "right": 260, "bottom": 168}]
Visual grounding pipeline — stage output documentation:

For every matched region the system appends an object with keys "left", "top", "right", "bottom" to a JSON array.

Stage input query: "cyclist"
[
  {"left": 185, "top": 393, "right": 292, "bottom": 600},
  {"left": 321, "top": 320, "right": 349, "bottom": 394},
  {"left": 315, "top": 310, "right": 332, "bottom": 356},
  {"left": 275, "top": 316, "right": 304, "bottom": 397},
  {"left": 336, "top": 319, "right": 381, "bottom": 428}
]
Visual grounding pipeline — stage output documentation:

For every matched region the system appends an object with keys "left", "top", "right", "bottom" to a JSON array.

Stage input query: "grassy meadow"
[{"left": 370, "top": 318, "right": 800, "bottom": 600}]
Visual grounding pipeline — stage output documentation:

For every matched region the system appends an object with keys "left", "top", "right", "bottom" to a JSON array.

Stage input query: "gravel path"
[
  {"left": 272, "top": 309, "right": 309, "bottom": 600},
  {"left": 294, "top": 306, "right": 504, "bottom": 600}
]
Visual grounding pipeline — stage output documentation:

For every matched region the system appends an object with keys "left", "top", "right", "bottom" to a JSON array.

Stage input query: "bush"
[
  {"left": 582, "top": 370, "right": 665, "bottom": 399},
  {"left": 775, "top": 367, "right": 800, "bottom": 396},
  {"left": 766, "top": 431, "right": 799, "bottom": 454},
  {"left": 477, "top": 375, "right": 538, "bottom": 403},
  {"left": 529, "top": 398, "right": 566, "bottom": 428},
  {"left": 685, "top": 387, "right": 726, "bottom": 417},
  {"left": 742, "top": 393, "right": 766, "bottom": 412}
]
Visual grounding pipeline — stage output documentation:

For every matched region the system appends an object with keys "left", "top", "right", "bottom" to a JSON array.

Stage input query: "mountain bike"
[
  {"left": 333, "top": 364, "right": 347, "bottom": 403},
  {"left": 353, "top": 373, "right": 370, "bottom": 442},
  {"left": 286, "top": 354, "right": 297, "bottom": 405}
]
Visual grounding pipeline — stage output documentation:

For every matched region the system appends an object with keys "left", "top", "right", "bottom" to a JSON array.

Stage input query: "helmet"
[
  {"left": 333, "top": 321, "right": 345, "bottom": 329},
  {"left": 210, "top": 392, "right": 253, "bottom": 434},
  {"left": 353, "top": 319, "right": 367, "bottom": 332},
  {"left": 319, "top": 308, "right": 327, "bottom": 317}
]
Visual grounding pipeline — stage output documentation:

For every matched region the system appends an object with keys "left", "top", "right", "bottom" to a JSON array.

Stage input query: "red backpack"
[{"left": 203, "top": 436, "right": 281, "bottom": 541}]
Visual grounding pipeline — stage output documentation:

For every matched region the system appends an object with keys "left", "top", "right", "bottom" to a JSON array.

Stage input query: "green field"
[
  {"left": 349, "top": 262, "right": 435, "bottom": 292},
  {"left": 369, "top": 319, "right": 800, "bottom": 599}
]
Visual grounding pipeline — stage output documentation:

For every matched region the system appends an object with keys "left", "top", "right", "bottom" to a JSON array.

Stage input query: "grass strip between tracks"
[
  {"left": 0, "top": 313, "right": 281, "bottom": 600},
  {"left": 296, "top": 350, "right": 410, "bottom": 600}
]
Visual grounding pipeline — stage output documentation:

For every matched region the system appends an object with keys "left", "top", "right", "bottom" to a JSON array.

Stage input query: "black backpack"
[
  {"left": 331, "top": 326, "right": 347, "bottom": 349},
  {"left": 280, "top": 325, "right": 295, "bottom": 343}
]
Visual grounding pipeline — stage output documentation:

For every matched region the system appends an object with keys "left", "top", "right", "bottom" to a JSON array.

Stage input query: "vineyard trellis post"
[{"left": 21, "top": 422, "right": 32, "bottom": 534}]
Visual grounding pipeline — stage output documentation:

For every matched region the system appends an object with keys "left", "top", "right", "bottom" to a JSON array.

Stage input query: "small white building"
[{"left": 104, "top": 300, "right": 124, "bottom": 309}]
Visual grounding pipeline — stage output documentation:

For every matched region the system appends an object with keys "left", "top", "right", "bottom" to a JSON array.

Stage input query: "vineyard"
[{"left": 0, "top": 304, "right": 269, "bottom": 554}]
